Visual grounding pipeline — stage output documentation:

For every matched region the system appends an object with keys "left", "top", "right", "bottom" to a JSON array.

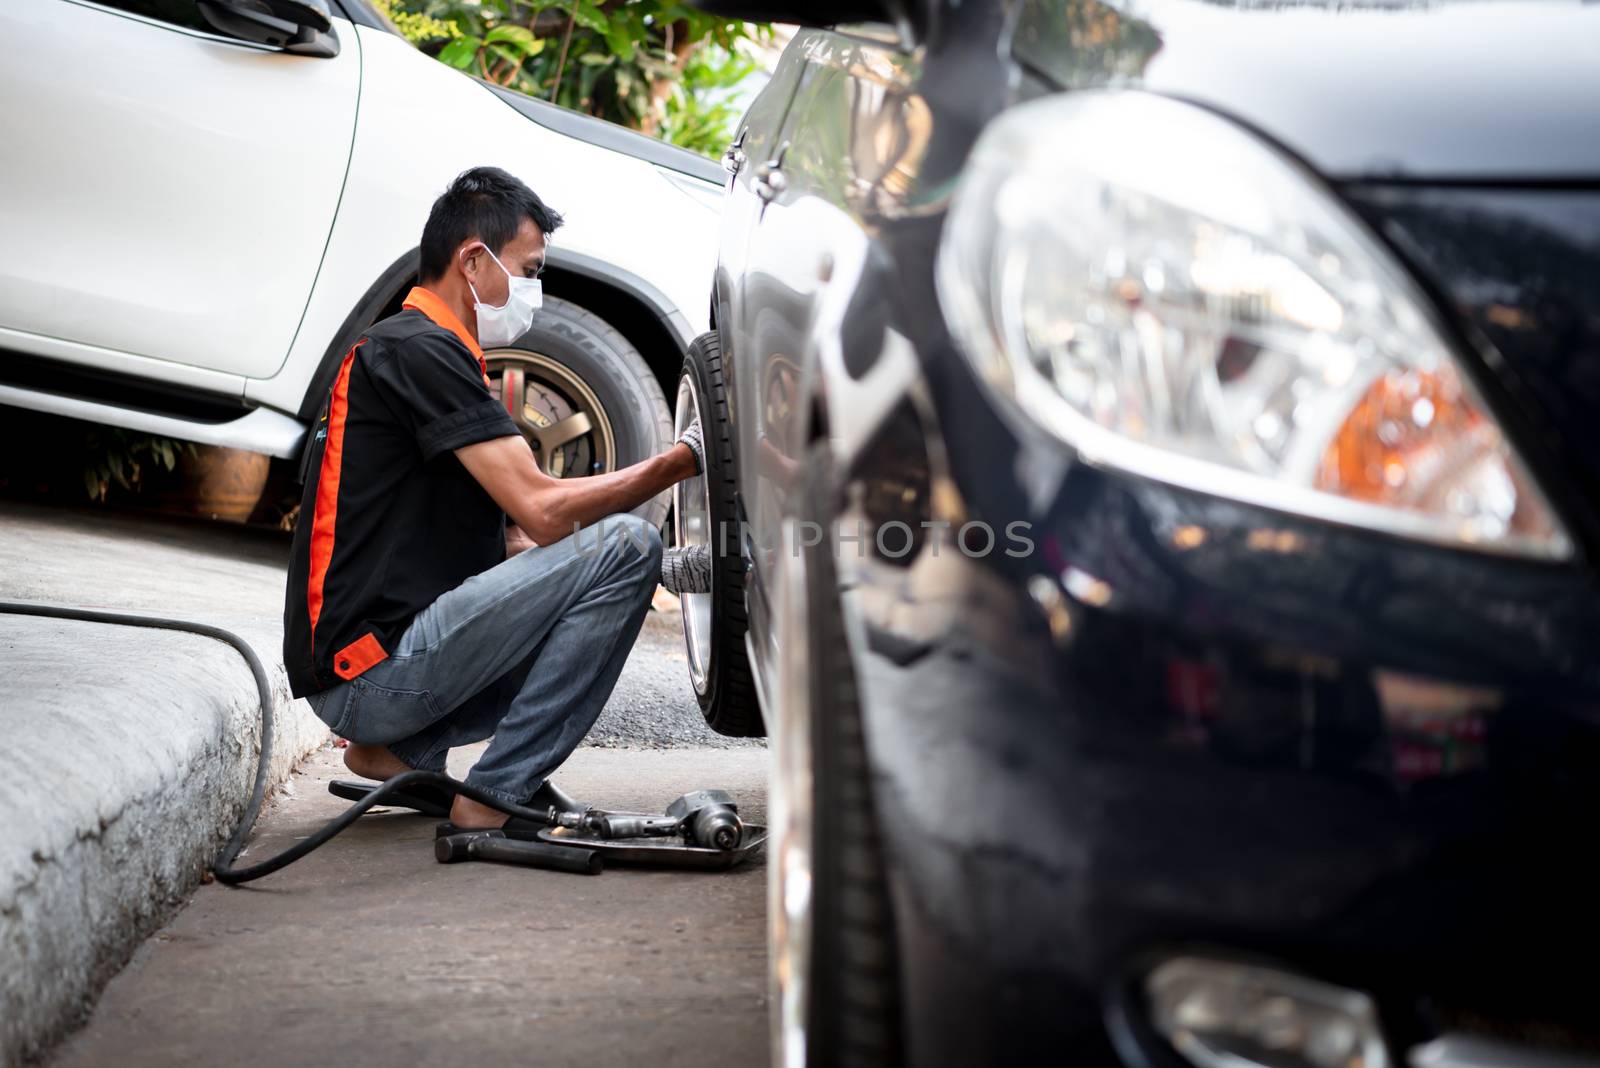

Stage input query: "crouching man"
[{"left": 283, "top": 166, "right": 704, "bottom": 831}]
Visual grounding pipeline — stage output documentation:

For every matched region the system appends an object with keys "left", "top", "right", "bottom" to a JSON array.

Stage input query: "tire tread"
[
  {"left": 805, "top": 446, "right": 903, "bottom": 1067},
  {"left": 679, "top": 331, "right": 762, "bottom": 737}
]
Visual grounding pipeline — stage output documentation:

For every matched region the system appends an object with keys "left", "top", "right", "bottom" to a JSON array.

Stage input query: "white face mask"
[{"left": 466, "top": 244, "right": 543, "bottom": 348}]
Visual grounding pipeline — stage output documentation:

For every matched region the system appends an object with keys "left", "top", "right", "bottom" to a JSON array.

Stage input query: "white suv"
[{"left": 0, "top": 0, "right": 724, "bottom": 522}]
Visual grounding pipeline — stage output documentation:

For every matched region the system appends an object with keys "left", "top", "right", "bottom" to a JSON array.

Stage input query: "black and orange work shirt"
[{"left": 283, "top": 287, "right": 519, "bottom": 697}]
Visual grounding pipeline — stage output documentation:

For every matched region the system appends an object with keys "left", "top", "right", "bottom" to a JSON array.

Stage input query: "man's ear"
[{"left": 457, "top": 241, "right": 486, "bottom": 285}]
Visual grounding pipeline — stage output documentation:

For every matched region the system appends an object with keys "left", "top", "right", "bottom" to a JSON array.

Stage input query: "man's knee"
[{"left": 606, "top": 513, "right": 662, "bottom": 578}]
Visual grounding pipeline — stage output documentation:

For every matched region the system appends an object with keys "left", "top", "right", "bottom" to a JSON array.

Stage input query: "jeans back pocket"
[
  {"left": 341, "top": 677, "right": 444, "bottom": 746},
  {"left": 307, "top": 685, "right": 353, "bottom": 736}
]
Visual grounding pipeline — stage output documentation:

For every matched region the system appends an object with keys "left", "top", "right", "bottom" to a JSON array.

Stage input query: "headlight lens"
[
  {"left": 936, "top": 92, "right": 1570, "bottom": 558},
  {"left": 1145, "top": 957, "right": 1390, "bottom": 1068}
]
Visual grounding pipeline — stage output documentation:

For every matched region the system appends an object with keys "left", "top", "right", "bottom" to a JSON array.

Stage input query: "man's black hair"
[{"left": 418, "top": 166, "right": 564, "bottom": 283}]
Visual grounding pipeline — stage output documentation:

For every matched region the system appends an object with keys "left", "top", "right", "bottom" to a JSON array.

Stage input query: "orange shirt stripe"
[{"left": 306, "top": 340, "right": 364, "bottom": 642}]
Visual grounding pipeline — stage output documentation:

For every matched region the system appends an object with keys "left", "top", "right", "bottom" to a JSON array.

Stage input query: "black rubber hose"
[
  {"left": 0, "top": 599, "right": 561, "bottom": 885},
  {"left": 212, "top": 769, "right": 560, "bottom": 884}
]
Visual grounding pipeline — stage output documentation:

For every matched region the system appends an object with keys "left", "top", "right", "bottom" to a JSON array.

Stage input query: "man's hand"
[{"left": 676, "top": 416, "right": 706, "bottom": 476}]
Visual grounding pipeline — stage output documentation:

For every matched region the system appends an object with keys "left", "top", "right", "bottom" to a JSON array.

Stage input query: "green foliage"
[
  {"left": 81, "top": 429, "right": 193, "bottom": 502},
  {"left": 655, "top": 42, "right": 756, "bottom": 157},
  {"left": 390, "top": 1, "right": 768, "bottom": 157},
  {"left": 372, "top": 0, "right": 460, "bottom": 45}
]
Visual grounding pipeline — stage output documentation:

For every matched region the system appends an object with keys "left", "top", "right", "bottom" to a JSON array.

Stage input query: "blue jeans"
[{"left": 305, "top": 513, "right": 662, "bottom": 806}]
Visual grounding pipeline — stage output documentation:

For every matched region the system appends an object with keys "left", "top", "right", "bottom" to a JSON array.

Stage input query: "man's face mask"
[{"left": 466, "top": 243, "right": 543, "bottom": 348}]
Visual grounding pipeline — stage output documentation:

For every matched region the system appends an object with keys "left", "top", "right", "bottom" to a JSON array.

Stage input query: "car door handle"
[
  {"left": 755, "top": 142, "right": 790, "bottom": 204},
  {"left": 754, "top": 164, "right": 788, "bottom": 202},
  {"left": 722, "top": 129, "right": 747, "bottom": 175}
]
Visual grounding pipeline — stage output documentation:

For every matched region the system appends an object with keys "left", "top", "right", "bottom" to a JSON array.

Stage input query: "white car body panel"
[
  {"left": 0, "top": 0, "right": 358, "bottom": 380},
  {"left": 0, "top": 382, "right": 305, "bottom": 457},
  {"left": 0, "top": 3, "right": 718, "bottom": 458},
  {"left": 0, "top": 322, "right": 243, "bottom": 396}
]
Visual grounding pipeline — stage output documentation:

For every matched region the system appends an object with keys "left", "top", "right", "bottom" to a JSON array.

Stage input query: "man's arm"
[
  {"left": 505, "top": 522, "right": 537, "bottom": 558},
  {"left": 457, "top": 434, "right": 695, "bottom": 547}
]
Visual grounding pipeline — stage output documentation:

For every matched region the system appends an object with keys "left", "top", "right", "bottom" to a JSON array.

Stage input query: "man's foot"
[
  {"left": 660, "top": 544, "right": 712, "bottom": 594},
  {"left": 448, "top": 793, "right": 509, "bottom": 831},
  {"left": 444, "top": 780, "right": 585, "bottom": 830},
  {"left": 343, "top": 743, "right": 413, "bottom": 782}
]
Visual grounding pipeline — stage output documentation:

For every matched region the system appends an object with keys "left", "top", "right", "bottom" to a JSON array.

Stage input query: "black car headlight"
[
  {"left": 936, "top": 91, "right": 1570, "bottom": 559},
  {"left": 1143, "top": 957, "right": 1390, "bottom": 1068}
]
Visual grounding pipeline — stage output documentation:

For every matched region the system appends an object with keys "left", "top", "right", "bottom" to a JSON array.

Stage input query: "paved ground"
[
  {"left": 0, "top": 498, "right": 768, "bottom": 1066},
  {"left": 51, "top": 743, "right": 771, "bottom": 1068}
]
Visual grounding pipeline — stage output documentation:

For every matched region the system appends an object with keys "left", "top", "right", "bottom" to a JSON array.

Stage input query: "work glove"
[
  {"left": 660, "top": 544, "right": 713, "bottom": 595},
  {"left": 676, "top": 416, "right": 706, "bottom": 476}
]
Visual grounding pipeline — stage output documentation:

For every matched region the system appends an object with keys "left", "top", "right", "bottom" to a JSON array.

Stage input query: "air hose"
[{"left": 0, "top": 599, "right": 557, "bottom": 885}]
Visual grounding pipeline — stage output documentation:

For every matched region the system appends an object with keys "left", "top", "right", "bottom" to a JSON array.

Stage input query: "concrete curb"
[{"left": 0, "top": 615, "right": 326, "bottom": 1067}]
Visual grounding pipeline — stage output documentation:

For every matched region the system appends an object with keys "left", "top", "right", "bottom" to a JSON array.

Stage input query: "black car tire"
[
  {"left": 801, "top": 447, "right": 903, "bottom": 1068},
  {"left": 675, "top": 331, "right": 762, "bottom": 736},
  {"left": 489, "top": 296, "right": 672, "bottom": 529}
]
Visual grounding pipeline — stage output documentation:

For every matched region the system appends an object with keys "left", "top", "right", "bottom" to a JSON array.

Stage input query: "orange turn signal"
[{"left": 1316, "top": 367, "right": 1551, "bottom": 541}]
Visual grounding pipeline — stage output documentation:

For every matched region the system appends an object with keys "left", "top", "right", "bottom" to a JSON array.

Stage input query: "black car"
[{"left": 674, "top": 3, "right": 1600, "bottom": 1066}]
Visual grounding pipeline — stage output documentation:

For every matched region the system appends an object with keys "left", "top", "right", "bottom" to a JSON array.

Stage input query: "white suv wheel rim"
[{"left": 486, "top": 350, "right": 616, "bottom": 478}]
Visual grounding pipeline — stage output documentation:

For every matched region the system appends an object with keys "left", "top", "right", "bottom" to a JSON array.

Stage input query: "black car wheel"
[
  {"left": 673, "top": 331, "right": 762, "bottom": 736},
  {"left": 488, "top": 295, "right": 672, "bottom": 528},
  {"left": 771, "top": 445, "right": 902, "bottom": 1068}
]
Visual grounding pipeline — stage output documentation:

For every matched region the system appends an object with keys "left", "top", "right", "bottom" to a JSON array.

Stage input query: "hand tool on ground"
[
  {"left": 341, "top": 773, "right": 760, "bottom": 871},
  {"left": 590, "top": 789, "right": 745, "bottom": 850},
  {"left": 333, "top": 778, "right": 745, "bottom": 851},
  {"left": 435, "top": 831, "right": 603, "bottom": 875}
]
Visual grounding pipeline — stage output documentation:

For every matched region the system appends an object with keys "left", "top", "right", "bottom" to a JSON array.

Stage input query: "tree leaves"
[
  {"left": 390, "top": 0, "right": 769, "bottom": 156},
  {"left": 602, "top": 21, "right": 637, "bottom": 62},
  {"left": 485, "top": 23, "right": 539, "bottom": 50},
  {"left": 371, "top": 0, "right": 459, "bottom": 44},
  {"left": 569, "top": 2, "right": 607, "bottom": 33},
  {"left": 77, "top": 430, "right": 191, "bottom": 501},
  {"left": 437, "top": 34, "right": 482, "bottom": 69}
]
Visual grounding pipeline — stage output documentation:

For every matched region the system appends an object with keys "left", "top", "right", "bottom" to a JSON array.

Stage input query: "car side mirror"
[{"left": 197, "top": 0, "right": 340, "bottom": 57}]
